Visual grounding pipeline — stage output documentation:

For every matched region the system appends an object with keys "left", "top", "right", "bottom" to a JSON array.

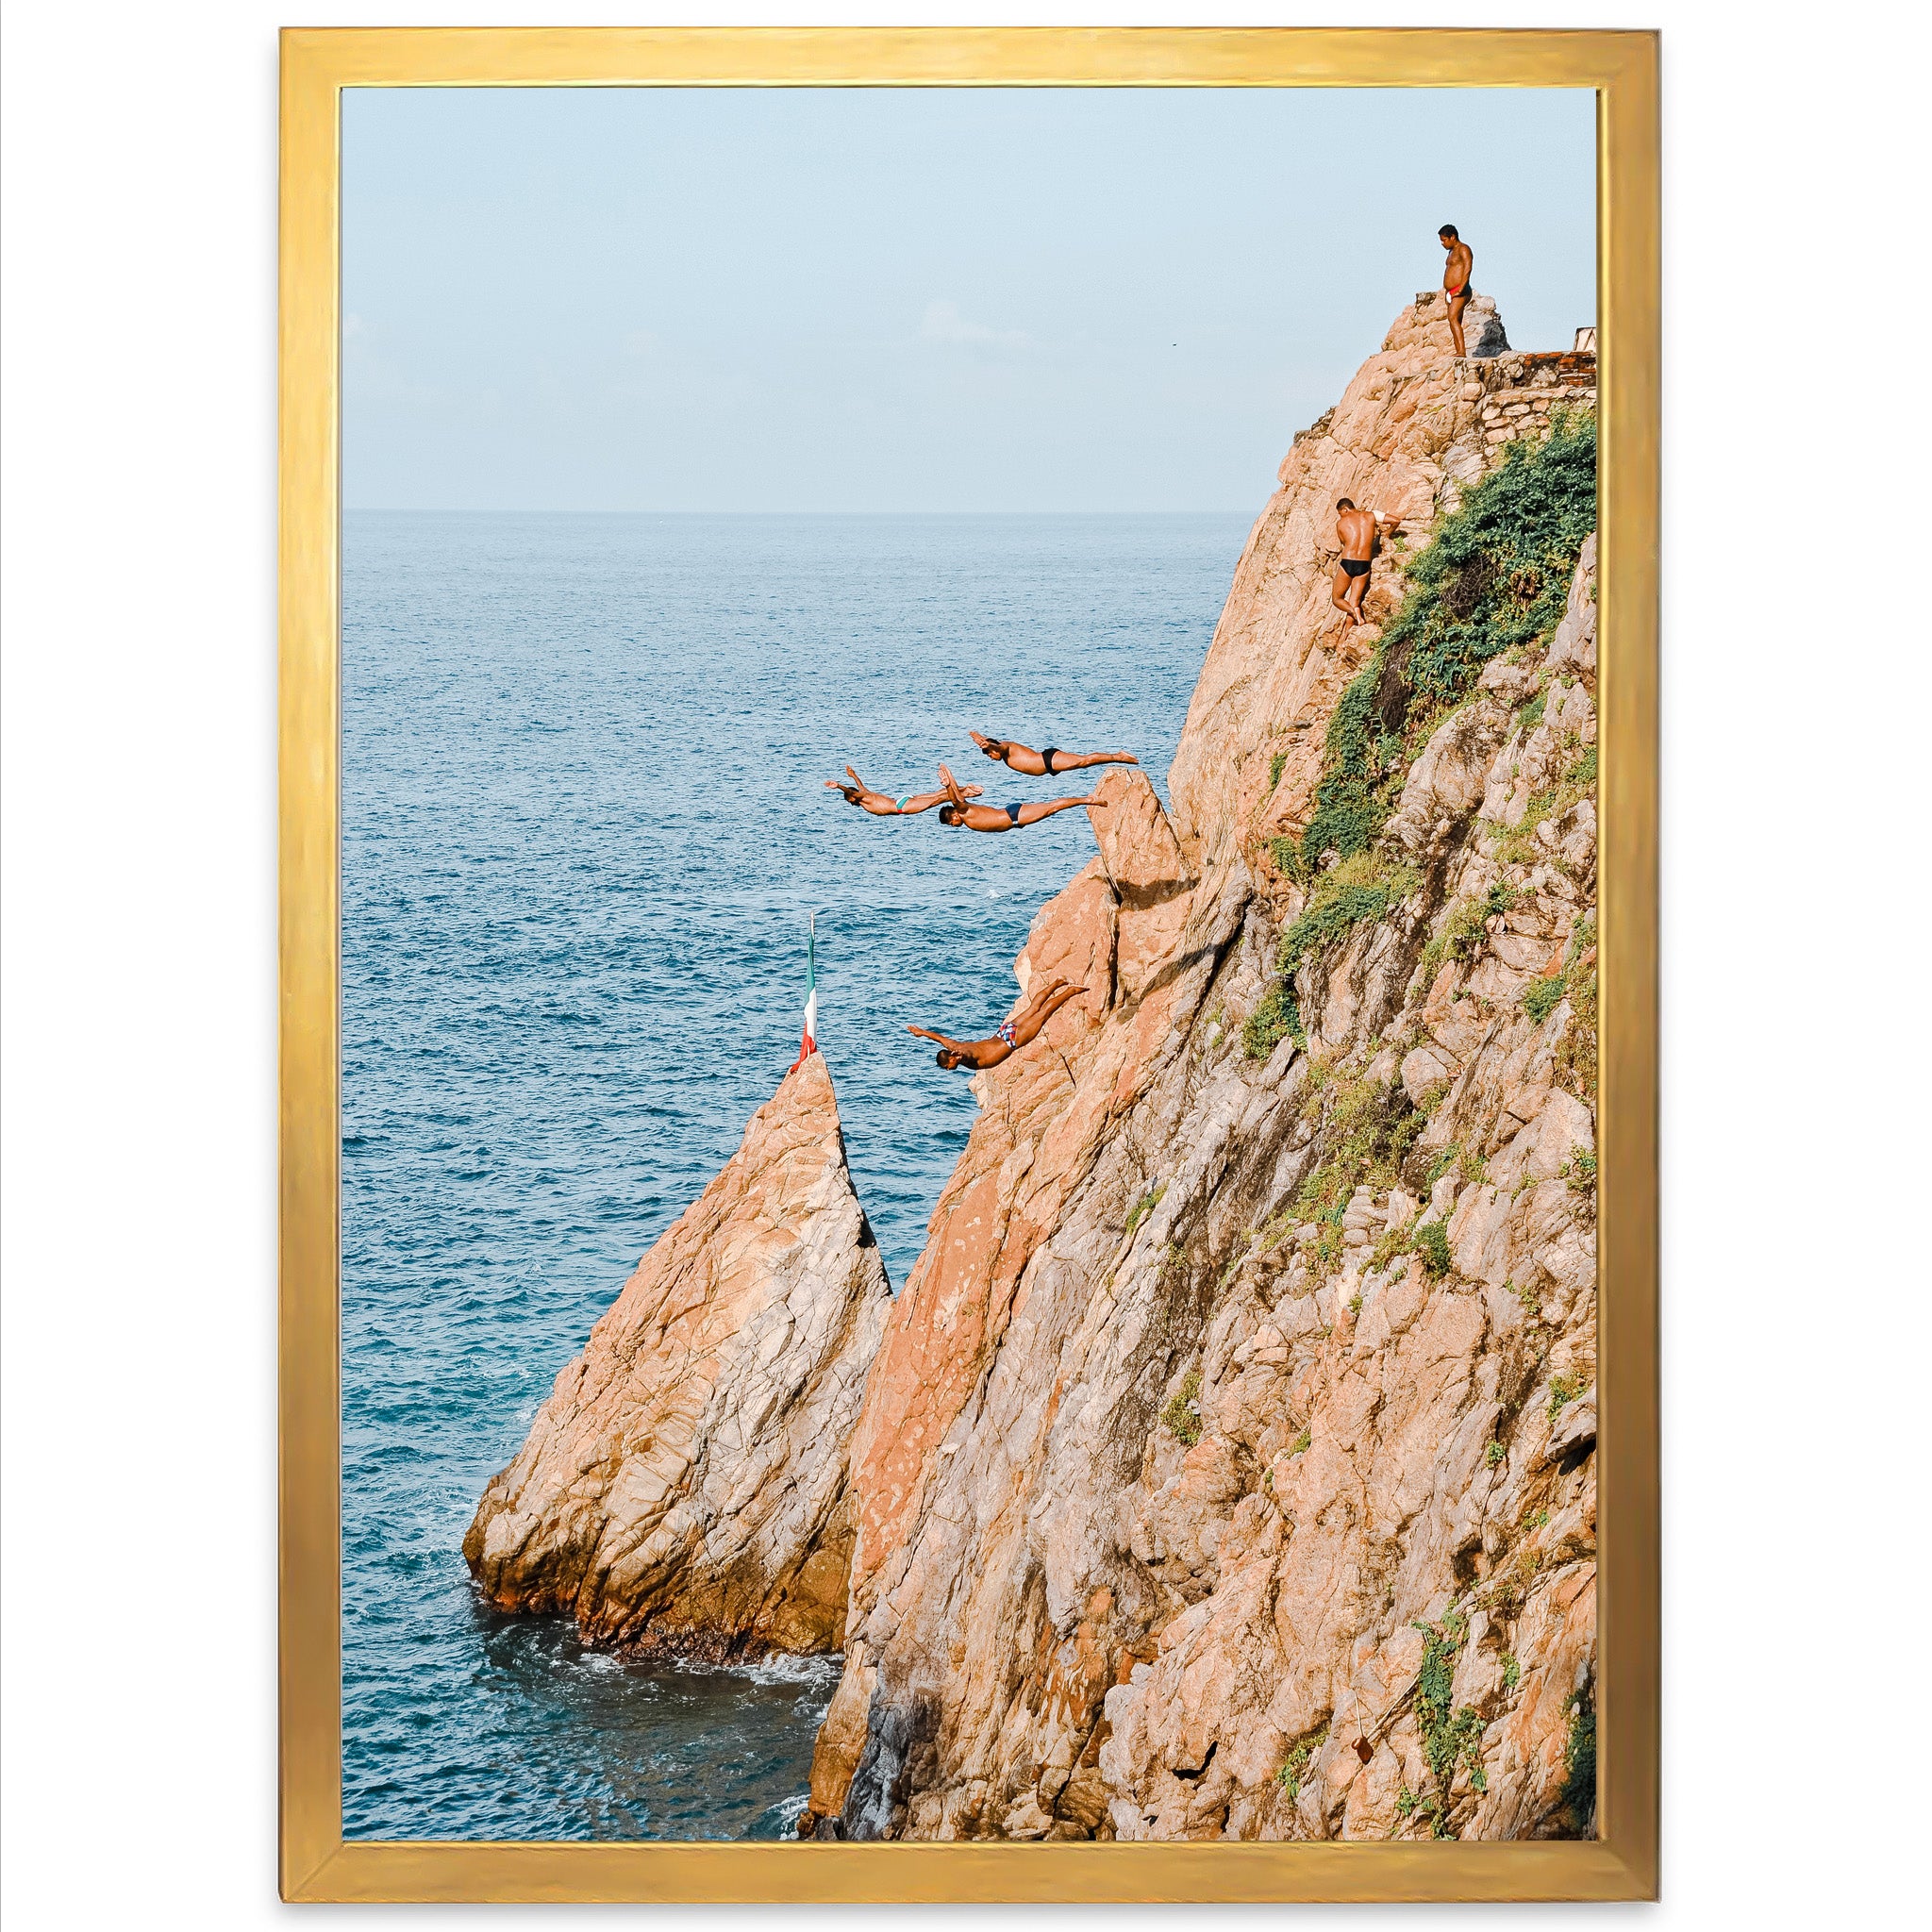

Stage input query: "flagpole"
[{"left": 791, "top": 909, "right": 820, "bottom": 1074}]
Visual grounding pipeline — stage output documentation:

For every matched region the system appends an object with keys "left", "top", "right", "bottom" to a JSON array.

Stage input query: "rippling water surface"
[{"left": 341, "top": 509, "right": 1247, "bottom": 1840}]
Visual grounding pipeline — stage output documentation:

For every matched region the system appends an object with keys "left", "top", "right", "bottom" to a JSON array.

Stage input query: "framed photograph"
[{"left": 280, "top": 25, "right": 1657, "bottom": 1903}]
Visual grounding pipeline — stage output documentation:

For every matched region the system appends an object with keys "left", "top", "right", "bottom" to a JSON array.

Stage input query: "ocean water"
[{"left": 341, "top": 509, "right": 1249, "bottom": 1840}]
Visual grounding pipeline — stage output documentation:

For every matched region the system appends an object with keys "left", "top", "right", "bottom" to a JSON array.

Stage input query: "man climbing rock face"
[
  {"left": 1330, "top": 498, "right": 1401, "bottom": 628},
  {"left": 908, "top": 977, "right": 1086, "bottom": 1072},
  {"left": 1440, "top": 224, "right": 1474, "bottom": 358}
]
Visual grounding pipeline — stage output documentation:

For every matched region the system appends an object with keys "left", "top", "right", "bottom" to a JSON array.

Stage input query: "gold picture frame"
[{"left": 280, "top": 25, "right": 1657, "bottom": 1902}]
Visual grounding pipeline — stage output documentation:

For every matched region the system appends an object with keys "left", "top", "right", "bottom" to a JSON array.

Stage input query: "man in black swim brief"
[
  {"left": 932, "top": 762, "right": 1108, "bottom": 833},
  {"left": 968, "top": 732, "right": 1139, "bottom": 778},
  {"left": 1330, "top": 497, "right": 1402, "bottom": 628}
]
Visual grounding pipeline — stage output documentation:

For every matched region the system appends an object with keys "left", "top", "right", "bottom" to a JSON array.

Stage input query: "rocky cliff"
[
  {"left": 802, "top": 291, "right": 1603, "bottom": 1843},
  {"left": 464, "top": 1054, "right": 891, "bottom": 1659}
]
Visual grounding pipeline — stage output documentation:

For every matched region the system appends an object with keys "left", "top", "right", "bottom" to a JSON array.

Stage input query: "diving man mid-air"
[
  {"left": 908, "top": 977, "right": 1087, "bottom": 1072},
  {"left": 934, "top": 762, "right": 1107, "bottom": 833},
  {"left": 968, "top": 732, "right": 1139, "bottom": 777},
  {"left": 824, "top": 766, "right": 980, "bottom": 815}
]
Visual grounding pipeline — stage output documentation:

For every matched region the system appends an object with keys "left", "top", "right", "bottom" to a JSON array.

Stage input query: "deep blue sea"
[{"left": 340, "top": 509, "right": 1247, "bottom": 1840}]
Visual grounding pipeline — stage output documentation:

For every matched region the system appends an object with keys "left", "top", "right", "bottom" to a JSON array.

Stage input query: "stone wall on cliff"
[
  {"left": 465, "top": 1053, "right": 891, "bottom": 1659},
  {"left": 801, "top": 295, "right": 1601, "bottom": 1843}
]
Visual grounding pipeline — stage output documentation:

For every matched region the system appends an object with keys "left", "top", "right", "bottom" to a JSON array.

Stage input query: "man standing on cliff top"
[
  {"left": 1330, "top": 499, "right": 1401, "bottom": 628},
  {"left": 1440, "top": 224, "right": 1474, "bottom": 358}
]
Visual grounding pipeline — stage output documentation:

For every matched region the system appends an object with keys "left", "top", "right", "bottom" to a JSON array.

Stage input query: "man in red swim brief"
[{"left": 1439, "top": 224, "right": 1474, "bottom": 358}]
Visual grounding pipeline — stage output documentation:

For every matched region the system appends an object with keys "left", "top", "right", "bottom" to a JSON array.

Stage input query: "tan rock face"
[
  {"left": 1086, "top": 768, "right": 1194, "bottom": 1004},
  {"left": 1166, "top": 297, "right": 1592, "bottom": 891},
  {"left": 803, "top": 304, "right": 1599, "bottom": 1844},
  {"left": 463, "top": 1054, "right": 891, "bottom": 1659}
]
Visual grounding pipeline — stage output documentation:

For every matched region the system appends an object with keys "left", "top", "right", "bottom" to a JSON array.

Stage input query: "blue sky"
[{"left": 342, "top": 87, "right": 1595, "bottom": 513}]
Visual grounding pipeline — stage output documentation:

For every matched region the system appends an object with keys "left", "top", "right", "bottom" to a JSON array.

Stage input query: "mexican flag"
[{"left": 791, "top": 912, "right": 819, "bottom": 1071}]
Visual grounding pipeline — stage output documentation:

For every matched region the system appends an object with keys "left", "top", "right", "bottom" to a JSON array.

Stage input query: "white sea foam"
[{"left": 675, "top": 1652, "right": 843, "bottom": 1690}]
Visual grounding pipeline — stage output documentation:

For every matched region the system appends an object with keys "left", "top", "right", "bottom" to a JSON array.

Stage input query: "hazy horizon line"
[{"left": 343, "top": 505, "right": 1260, "bottom": 518}]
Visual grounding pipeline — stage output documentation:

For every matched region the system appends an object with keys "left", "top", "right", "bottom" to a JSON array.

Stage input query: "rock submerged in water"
[{"left": 463, "top": 1053, "right": 891, "bottom": 1659}]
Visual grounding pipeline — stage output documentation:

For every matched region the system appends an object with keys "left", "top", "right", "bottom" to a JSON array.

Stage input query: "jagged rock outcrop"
[
  {"left": 1168, "top": 291, "right": 1591, "bottom": 886},
  {"left": 802, "top": 297, "right": 1600, "bottom": 1843},
  {"left": 464, "top": 1054, "right": 891, "bottom": 1659}
]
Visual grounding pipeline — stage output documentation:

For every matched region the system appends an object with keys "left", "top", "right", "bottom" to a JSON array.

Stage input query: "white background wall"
[{"left": 3, "top": 0, "right": 1924, "bottom": 1924}]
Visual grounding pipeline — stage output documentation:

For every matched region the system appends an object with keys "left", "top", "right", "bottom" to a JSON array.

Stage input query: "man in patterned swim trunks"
[
  {"left": 933, "top": 762, "right": 1108, "bottom": 833},
  {"left": 824, "top": 764, "right": 981, "bottom": 816},
  {"left": 908, "top": 976, "right": 1087, "bottom": 1072}
]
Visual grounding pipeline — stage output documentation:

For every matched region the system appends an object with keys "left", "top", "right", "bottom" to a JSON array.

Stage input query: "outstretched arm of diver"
[{"left": 908, "top": 1024, "right": 968, "bottom": 1053}]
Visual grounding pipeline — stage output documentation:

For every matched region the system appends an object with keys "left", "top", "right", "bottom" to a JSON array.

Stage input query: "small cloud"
[
  {"left": 343, "top": 312, "right": 368, "bottom": 341},
  {"left": 920, "top": 299, "right": 1030, "bottom": 353},
  {"left": 623, "top": 329, "right": 661, "bottom": 358}
]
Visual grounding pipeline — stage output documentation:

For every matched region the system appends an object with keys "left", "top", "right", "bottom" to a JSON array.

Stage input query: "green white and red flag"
[{"left": 790, "top": 912, "right": 819, "bottom": 1071}]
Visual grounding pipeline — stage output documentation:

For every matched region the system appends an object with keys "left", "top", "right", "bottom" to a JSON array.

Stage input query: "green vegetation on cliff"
[
  {"left": 1291, "top": 1069, "right": 1428, "bottom": 1224},
  {"left": 1246, "top": 415, "right": 1597, "bottom": 1052},
  {"left": 1522, "top": 972, "right": 1568, "bottom": 1024},
  {"left": 1291, "top": 412, "right": 1597, "bottom": 883},
  {"left": 1241, "top": 982, "right": 1299, "bottom": 1060},
  {"left": 1241, "top": 853, "right": 1420, "bottom": 1058},
  {"left": 1416, "top": 1614, "right": 1487, "bottom": 1794},
  {"left": 1560, "top": 1698, "right": 1597, "bottom": 1830},
  {"left": 1413, "top": 1218, "right": 1453, "bottom": 1279},
  {"left": 1160, "top": 1370, "right": 1204, "bottom": 1447}
]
